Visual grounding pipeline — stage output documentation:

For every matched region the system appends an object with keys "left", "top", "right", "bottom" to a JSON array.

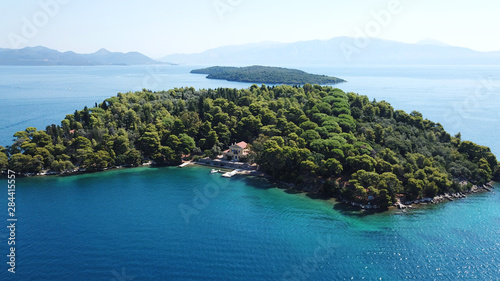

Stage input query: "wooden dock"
[
  {"left": 221, "top": 169, "right": 241, "bottom": 178},
  {"left": 178, "top": 161, "right": 192, "bottom": 168}
]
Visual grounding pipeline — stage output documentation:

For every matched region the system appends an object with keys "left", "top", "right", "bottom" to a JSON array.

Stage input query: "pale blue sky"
[{"left": 1, "top": 0, "right": 499, "bottom": 58}]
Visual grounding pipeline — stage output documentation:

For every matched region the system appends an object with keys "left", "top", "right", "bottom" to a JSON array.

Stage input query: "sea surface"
[
  {"left": 1, "top": 166, "right": 499, "bottom": 280},
  {"left": 0, "top": 65, "right": 499, "bottom": 280}
]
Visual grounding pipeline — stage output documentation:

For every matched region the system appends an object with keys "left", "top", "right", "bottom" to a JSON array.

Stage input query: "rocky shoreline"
[
  {"left": 395, "top": 182, "right": 495, "bottom": 210},
  {"left": 271, "top": 177, "right": 496, "bottom": 211},
  {"left": 0, "top": 161, "right": 155, "bottom": 177}
]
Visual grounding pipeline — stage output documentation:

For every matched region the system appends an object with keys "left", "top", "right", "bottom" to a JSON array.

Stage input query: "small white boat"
[{"left": 210, "top": 169, "right": 220, "bottom": 174}]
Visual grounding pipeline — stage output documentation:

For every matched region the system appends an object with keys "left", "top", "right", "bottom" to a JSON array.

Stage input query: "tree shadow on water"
[
  {"left": 237, "top": 175, "right": 275, "bottom": 190},
  {"left": 235, "top": 175, "right": 391, "bottom": 217},
  {"left": 333, "top": 202, "right": 389, "bottom": 218}
]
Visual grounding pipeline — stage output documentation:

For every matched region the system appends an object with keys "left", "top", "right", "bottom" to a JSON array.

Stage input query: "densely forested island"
[
  {"left": 191, "top": 66, "right": 346, "bottom": 85},
  {"left": 1, "top": 85, "right": 498, "bottom": 209}
]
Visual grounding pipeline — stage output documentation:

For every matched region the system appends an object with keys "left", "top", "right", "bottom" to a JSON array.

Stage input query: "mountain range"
[
  {"left": 160, "top": 37, "right": 500, "bottom": 66},
  {"left": 0, "top": 46, "right": 165, "bottom": 66},
  {"left": 3, "top": 37, "right": 500, "bottom": 66}
]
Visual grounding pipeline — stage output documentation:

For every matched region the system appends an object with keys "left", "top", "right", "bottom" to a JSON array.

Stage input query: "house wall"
[{"left": 224, "top": 145, "right": 246, "bottom": 160}]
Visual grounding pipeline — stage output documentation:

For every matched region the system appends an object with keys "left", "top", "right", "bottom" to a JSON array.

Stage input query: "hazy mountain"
[
  {"left": 415, "top": 38, "right": 450, "bottom": 47},
  {"left": 0, "top": 46, "right": 166, "bottom": 65},
  {"left": 160, "top": 37, "right": 500, "bottom": 66}
]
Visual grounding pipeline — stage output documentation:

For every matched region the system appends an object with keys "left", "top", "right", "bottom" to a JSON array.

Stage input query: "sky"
[{"left": 0, "top": 0, "right": 499, "bottom": 59}]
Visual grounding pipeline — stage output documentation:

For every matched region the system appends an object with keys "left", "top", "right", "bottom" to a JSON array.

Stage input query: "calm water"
[
  {"left": 0, "top": 65, "right": 499, "bottom": 280},
  {"left": 0, "top": 166, "right": 498, "bottom": 280}
]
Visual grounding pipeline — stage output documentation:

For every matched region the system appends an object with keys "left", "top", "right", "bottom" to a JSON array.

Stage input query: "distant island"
[
  {"left": 0, "top": 46, "right": 170, "bottom": 66},
  {"left": 191, "top": 66, "right": 346, "bottom": 85},
  {"left": 1, "top": 85, "right": 498, "bottom": 210}
]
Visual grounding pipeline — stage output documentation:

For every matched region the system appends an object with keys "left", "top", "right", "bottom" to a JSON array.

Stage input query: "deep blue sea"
[{"left": 0, "top": 65, "right": 499, "bottom": 280}]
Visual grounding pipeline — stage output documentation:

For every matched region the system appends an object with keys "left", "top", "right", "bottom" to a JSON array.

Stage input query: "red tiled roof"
[{"left": 235, "top": 141, "right": 248, "bottom": 149}]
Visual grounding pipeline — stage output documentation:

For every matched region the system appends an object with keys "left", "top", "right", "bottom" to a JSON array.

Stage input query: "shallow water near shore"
[{"left": 1, "top": 165, "right": 498, "bottom": 280}]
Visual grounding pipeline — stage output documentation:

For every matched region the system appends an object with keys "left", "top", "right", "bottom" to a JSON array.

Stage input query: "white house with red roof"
[{"left": 223, "top": 141, "right": 249, "bottom": 161}]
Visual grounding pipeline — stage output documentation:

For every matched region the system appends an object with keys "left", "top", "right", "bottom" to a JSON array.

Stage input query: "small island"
[
  {"left": 191, "top": 65, "right": 346, "bottom": 85},
  {"left": 1, "top": 85, "right": 498, "bottom": 210}
]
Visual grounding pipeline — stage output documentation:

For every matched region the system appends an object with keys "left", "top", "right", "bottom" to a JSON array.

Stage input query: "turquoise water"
[
  {"left": 0, "top": 165, "right": 498, "bottom": 280},
  {"left": 0, "top": 65, "right": 499, "bottom": 280}
]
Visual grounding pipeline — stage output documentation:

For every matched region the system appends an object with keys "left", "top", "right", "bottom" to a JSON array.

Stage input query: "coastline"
[
  {"left": 0, "top": 161, "right": 155, "bottom": 178},
  {"left": 187, "top": 159, "right": 498, "bottom": 211},
  {"left": 190, "top": 158, "right": 268, "bottom": 177},
  {"left": 393, "top": 181, "right": 495, "bottom": 210},
  {"left": 2, "top": 159, "right": 496, "bottom": 213}
]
